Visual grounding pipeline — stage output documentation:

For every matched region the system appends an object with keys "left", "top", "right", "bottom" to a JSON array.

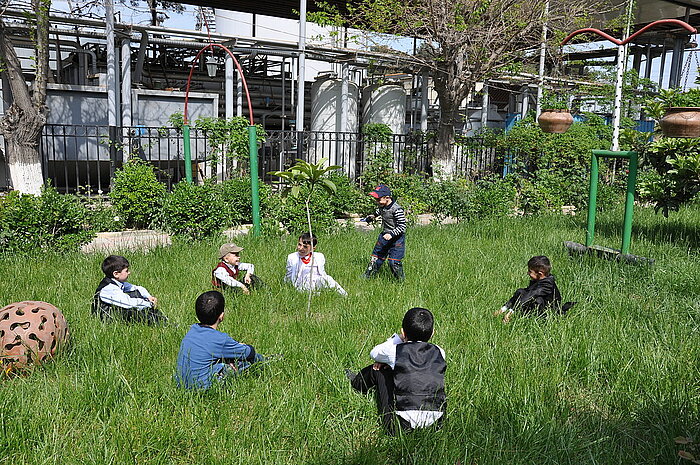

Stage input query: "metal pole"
[
  {"left": 106, "top": 0, "right": 120, "bottom": 183},
  {"left": 420, "top": 72, "right": 428, "bottom": 131},
  {"left": 481, "top": 84, "right": 489, "bottom": 130},
  {"left": 296, "top": 0, "right": 307, "bottom": 131},
  {"left": 249, "top": 126, "right": 261, "bottom": 236},
  {"left": 586, "top": 152, "right": 599, "bottom": 247},
  {"left": 237, "top": 68, "right": 243, "bottom": 117},
  {"left": 611, "top": 43, "right": 627, "bottom": 151},
  {"left": 183, "top": 124, "right": 193, "bottom": 183},
  {"left": 536, "top": 0, "right": 549, "bottom": 119},
  {"left": 621, "top": 151, "right": 638, "bottom": 254},
  {"left": 121, "top": 40, "right": 132, "bottom": 128},
  {"left": 225, "top": 56, "right": 234, "bottom": 119}
]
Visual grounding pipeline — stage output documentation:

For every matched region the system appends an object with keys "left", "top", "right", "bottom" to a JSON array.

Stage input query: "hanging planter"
[
  {"left": 538, "top": 109, "right": 574, "bottom": 133},
  {"left": 660, "top": 107, "right": 700, "bottom": 138}
]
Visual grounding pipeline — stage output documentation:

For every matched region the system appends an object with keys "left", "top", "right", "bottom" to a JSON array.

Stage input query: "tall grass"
[{"left": 0, "top": 203, "right": 698, "bottom": 464}]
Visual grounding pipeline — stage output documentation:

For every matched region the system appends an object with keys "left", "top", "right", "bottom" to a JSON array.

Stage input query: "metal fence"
[{"left": 0, "top": 125, "right": 503, "bottom": 193}]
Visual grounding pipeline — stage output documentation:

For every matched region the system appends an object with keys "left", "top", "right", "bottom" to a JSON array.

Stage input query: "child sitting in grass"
[
  {"left": 495, "top": 255, "right": 576, "bottom": 323},
  {"left": 212, "top": 243, "right": 263, "bottom": 294},
  {"left": 92, "top": 255, "right": 167, "bottom": 324},
  {"left": 346, "top": 307, "right": 446, "bottom": 436},
  {"left": 285, "top": 232, "right": 347, "bottom": 296},
  {"left": 176, "top": 290, "right": 265, "bottom": 390}
]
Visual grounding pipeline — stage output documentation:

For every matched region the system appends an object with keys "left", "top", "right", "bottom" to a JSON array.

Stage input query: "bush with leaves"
[
  {"left": 326, "top": 173, "right": 368, "bottom": 217},
  {"left": 216, "top": 177, "right": 273, "bottom": 225},
  {"left": 157, "top": 181, "right": 227, "bottom": 240},
  {"left": 268, "top": 187, "right": 338, "bottom": 235},
  {"left": 0, "top": 186, "right": 94, "bottom": 254},
  {"left": 109, "top": 159, "right": 166, "bottom": 228}
]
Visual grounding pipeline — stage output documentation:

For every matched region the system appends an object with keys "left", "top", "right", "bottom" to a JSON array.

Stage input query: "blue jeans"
[{"left": 371, "top": 233, "right": 405, "bottom": 267}]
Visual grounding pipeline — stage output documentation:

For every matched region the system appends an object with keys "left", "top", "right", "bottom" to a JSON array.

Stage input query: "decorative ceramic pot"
[
  {"left": 0, "top": 301, "right": 70, "bottom": 372},
  {"left": 660, "top": 107, "right": 700, "bottom": 138},
  {"left": 537, "top": 109, "right": 573, "bottom": 134}
]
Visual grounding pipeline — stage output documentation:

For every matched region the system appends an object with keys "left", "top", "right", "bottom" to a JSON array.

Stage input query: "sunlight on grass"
[{"left": 0, "top": 204, "right": 698, "bottom": 464}]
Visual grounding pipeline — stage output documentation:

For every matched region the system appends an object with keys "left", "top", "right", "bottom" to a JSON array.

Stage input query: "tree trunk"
[
  {"left": 6, "top": 138, "right": 44, "bottom": 196},
  {"left": 0, "top": 1, "right": 50, "bottom": 195}
]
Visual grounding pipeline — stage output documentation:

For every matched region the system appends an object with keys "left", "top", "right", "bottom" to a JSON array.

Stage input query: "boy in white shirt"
[
  {"left": 92, "top": 255, "right": 167, "bottom": 324},
  {"left": 212, "top": 243, "right": 262, "bottom": 294},
  {"left": 346, "top": 307, "right": 446, "bottom": 436},
  {"left": 284, "top": 233, "right": 347, "bottom": 296}
]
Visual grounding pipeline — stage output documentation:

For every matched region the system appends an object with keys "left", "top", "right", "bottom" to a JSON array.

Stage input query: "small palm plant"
[{"left": 270, "top": 158, "right": 341, "bottom": 313}]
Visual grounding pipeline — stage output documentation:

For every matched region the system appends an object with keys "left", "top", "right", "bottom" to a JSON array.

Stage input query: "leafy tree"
[
  {"left": 0, "top": 0, "right": 51, "bottom": 195},
  {"left": 270, "top": 159, "right": 340, "bottom": 313},
  {"left": 121, "top": 0, "right": 184, "bottom": 26},
  {"left": 330, "top": 0, "right": 602, "bottom": 172}
]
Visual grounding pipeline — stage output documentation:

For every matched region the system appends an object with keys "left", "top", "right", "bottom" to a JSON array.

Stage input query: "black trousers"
[{"left": 350, "top": 364, "right": 412, "bottom": 436}]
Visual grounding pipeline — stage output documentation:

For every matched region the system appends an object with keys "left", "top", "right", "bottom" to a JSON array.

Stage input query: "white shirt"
[
  {"left": 213, "top": 262, "right": 255, "bottom": 289},
  {"left": 99, "top": 279, "right": 153, "bottom": 309},
  {"left": 285, "top": 251, "right": 347, "bottom": 296},
  {"left": 370, "top": 333, "right": 446, "bottom": 429}
]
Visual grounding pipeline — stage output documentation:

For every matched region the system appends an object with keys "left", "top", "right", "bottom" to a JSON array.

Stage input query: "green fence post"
[
  {"left": 248, "top": 125, "right": 261, "bottom": 237},
  {"left": 621, "top": 151, "right": 638, "bottom": 254},
  {"left": 586, "top": 152, "right": 599, "bottom": 247},
  {"left": 183, "top": 124, "right": 193, "bottom": 184}
]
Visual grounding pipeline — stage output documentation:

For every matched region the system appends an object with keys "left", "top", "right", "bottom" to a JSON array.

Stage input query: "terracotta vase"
[
  {"left": 660, "top": 107, "right": 700, "bottom": 138},
  {"left": 537, "top": 109, "right": 573, "bottom": 134}
]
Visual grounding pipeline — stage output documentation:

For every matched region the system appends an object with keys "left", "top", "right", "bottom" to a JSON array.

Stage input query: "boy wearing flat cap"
[
  {"left": 363, "top": 184, "right": 407, "bottom": 281},
  {"left": 212, "top": 243, "right": 262, "bottom": 294}
]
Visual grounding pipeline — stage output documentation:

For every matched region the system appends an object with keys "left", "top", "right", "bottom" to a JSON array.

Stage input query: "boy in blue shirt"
[{"left": 176, "top": 290, "right": 264, "bottom": 389}]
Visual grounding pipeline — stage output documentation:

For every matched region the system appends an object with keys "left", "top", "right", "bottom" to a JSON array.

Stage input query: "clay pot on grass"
[{"left": 537, "top": 109, "right": 573, "bottom": 134}]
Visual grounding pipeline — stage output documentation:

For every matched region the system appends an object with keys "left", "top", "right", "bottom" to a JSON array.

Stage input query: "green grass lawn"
[{"left": 1, "top": 204, "right": 699, "bottom": 464}]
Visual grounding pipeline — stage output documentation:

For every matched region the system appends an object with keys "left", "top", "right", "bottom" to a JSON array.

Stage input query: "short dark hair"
[
  {"left": 402, "top": 307, "right": 434, "bottom": 342},
  {"left": 102, "top": 255, "right": 129, "bottom": 277},
  {"left": 527, "top": 255, "right": 552, "bottom": 276},
  {"left": 298, "top": 232, "right": 318, "bottom": 246},
  {"left": 195, "top": 291, "right": 225, "bottom": 325}
]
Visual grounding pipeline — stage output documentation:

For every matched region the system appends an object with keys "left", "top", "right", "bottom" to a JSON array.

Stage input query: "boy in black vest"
[
  {"left": 494, "top": 255, "right": 576, "bottom": 323},
  {"left": 212, "top": 243, "right": 263, "bottom": 294},
  {"left": 346, "top": 307, "right": 446, "bottom": 436},
  {"left": 92, "top": 255, "right": 167, "bottom": 324}
]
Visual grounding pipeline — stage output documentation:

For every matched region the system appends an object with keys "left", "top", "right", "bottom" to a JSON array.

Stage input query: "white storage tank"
[
  {"left": 361, "top": 83, "right": 406, "bottom": 134},
  {"left": 310, "top": 74, "right": 359, "bottom": 133},
  {"left": 308, "top": 74, "right": 359, "bottom": 171}
]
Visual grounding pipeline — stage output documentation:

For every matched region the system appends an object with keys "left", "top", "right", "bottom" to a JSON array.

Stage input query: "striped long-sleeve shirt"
[{"left": 375, "top": 200, "right": 406, "bottom": 238}]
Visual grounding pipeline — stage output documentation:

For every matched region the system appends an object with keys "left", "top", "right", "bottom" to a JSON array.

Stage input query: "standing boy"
[
  {"left": 346, "top": 307, "right": 446, "bottom": 436},
  {"left": 176, "top": 290, "right": 265, "bottom": 390},
  {"left": 363, "top": 184, "right": 406, "bottom": 281},
  {"left": 212, "top": 243, "right": 263, "bottom": 294},
  {"left": 285, "top": 232, "right": 347, "bottom": 296},
  {"left": 495, "top": 255, "right": 576, "bottom": 323},
  {"left": 92, "top": 255, "right": 167, "bottom": 324}
]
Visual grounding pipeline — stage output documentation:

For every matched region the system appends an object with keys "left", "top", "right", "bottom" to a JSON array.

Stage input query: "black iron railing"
[{"left": 0, "top": 125, "right": 504, "bottom": 193}]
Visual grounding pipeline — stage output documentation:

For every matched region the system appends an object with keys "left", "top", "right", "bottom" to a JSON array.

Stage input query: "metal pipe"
[
  {"left": 297, "top": 0, "right": 307, "bottom": 131},
  {"left": 586, "top": 152, "right": 599, "bottom": 247},
  {"left": 225, "top": 56, "right": 234, "bottom": 119},
  {"left": 621, "top": 151, "right": 638, "bottom": 254},
  {"left": 121, "top": 39, "right": 132, "bottom": 129},
  {"left": 420, "top": 72, "right": 428, "bottom": 132},
  {"left": 536, "top": 0, "right": 549, "bottom": 119},
  {"left": 106, "top": 0, "right": 117, "bottom": 128}
]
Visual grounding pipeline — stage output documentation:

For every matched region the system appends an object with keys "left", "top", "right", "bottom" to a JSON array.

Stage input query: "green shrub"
[
  {"left": 326, "top": 173, "right": 368, "bottom": 217},
  {"left": 0, "top": 187, "right": 94, "bottom": 254},
  {"left": 216, "top": 177, "right": 273, "bottom": 225},
  {"left": 469, "top": 175, "right": 517, "bottom": 219},
  {"left": 82, "top": 196, "right": 126, "bottom": 232},
  {"left": 109, "top": 159, "right": 166, "bottom": 228},
  {"left": 424, "top": 178, "right": 472, "bottom": 221},
  {"left": 158, "top": 181, "right": 226, "bottom": 240},
  {"left": 268, "top": 186, "right": 338, "bottom": 235}
]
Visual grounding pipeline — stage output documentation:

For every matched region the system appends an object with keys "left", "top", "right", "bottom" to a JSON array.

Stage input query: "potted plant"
[
  {"left": 537, "top": 92, "right": 573, "bottom": 133},
  {"left": 652, "top": 88, "right": 700, "bottom": 138}
]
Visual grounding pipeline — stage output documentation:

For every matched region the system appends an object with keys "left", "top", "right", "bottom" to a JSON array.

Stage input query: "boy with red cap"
[{"left": 363, "top": 184, "right": 406, "bottom": 281}]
